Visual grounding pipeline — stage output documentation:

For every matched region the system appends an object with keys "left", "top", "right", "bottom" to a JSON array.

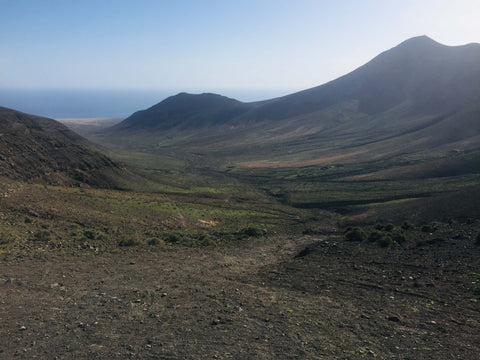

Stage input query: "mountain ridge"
[
  {"left": 112, "top": 92, "right": 254, "bottom": 132},
  {"left": 254, "top": 35, "right": 480, "bottom": 119},
  {"left": 110, "top": 35, "right": 480, "bottom": 133},
  {"left": 0, "top": 106, "right": 120, "bottom": 186},
  {"left": 104, "top": 36, "right": 480, "bottom": 167}
]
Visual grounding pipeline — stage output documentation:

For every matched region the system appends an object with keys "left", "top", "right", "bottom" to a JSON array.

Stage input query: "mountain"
[
  {"left": 106, "top": 36, "right": 480, "bottom": 166},
  {"left": 112, "top": 92, "right": 254, "bottom": 132},
  {"left": 0, "top": 106, "right": 119, "bottom": 186},
  {"left": 253, "top": 36, "right": 480, "bottom": 120}
]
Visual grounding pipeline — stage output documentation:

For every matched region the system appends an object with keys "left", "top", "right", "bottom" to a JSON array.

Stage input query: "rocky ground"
[{"left": 0, "top": 229, "right": 479, "bottom": 359}]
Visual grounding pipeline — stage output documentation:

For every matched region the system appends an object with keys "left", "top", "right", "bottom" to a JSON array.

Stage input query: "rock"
[
  {"left": 387, "top": 316, "right": 401, "bottom": 322},
  {"left": 414, "top": 280, "right": 425, "bottom": 288},
  {"left": 295, "top": 246, "right": 313, "bottom": 258}
]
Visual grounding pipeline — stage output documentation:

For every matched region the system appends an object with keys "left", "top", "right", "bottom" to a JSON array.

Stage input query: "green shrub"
[
  {"left": 421, "top": 224, "right": 435, "bottom": 233},
  {"left": 378, "top": 235, "right": 393, "bottom": 247},
  {"left": 368, "top": 231, "right": 382, "bottom": 243},
  {"left": 197, "top": 234, "right": 216, "bottom": 246},
  {"left": 345, "top": 227, "right": 366, "bottom": 242},
  {"left": 384, "top": 223, "right": 395, "bottom": 232},
  {"left": 475, "top": 233, "right": 480, "bottom": 246},
  {"left": 33, "top": 230, "right": 51, "bottom": 242},
  {"left": 165, "top": 233, "right": 182, "bottom": 244},
  {"left": 392, "top": 233, "right": 406, "bottom": 244},
  {"left": 402, "top": 221, "right": 414, "bottom": 230},
  {"left": 0, "top": 233, "right": 14, "bottom": 245},
  {"left": 118, "top": 238, "right": 138, "bottom": 247},
  {"left": 82, "top": 229, "right": 108, "bottom": 241},
  {"left": 147, "top": 238, "right": 161, "bottom": 246},
  {"left": 83, "top": 229, "right": 96, "bottom": 240},
  {"left": 243, "top": 226, "right": 265, "bottom": 237}
]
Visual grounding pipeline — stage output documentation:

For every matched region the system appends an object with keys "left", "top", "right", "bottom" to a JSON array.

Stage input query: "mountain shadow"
[{"left": 111, "top": 92, "right": 254, "bottom": 132}]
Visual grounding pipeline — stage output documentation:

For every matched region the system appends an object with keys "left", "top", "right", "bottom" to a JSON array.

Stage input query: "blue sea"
[{"left": 0, "top": 88, "right": 292, "bottom": 119}]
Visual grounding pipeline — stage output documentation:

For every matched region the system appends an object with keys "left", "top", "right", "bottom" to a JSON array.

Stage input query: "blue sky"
[{"left": 2, "top": 0, "right": 480, "bottom": 93}]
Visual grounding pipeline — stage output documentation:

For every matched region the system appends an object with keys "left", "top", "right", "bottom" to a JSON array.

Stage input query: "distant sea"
[{"left": 0, "top": 88, "right": 293, "bottom": 119}]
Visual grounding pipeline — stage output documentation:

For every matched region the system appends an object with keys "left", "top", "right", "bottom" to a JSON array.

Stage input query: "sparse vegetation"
[
  {"left": 0, "top": 33, "right": 480, "bottom": 360},
  {"left": 392, "top": 233, "right": 406, "bottom": 244},
  {"left": 0, "top": 232, "right": 15, "bottom": 246},
  {"left": 345, "top": 227, "right": 366, "bottom": 242},
  {"left": 421, "top": 224, "right": 436, "bottom": 233},
  {"left": 32, "top": 230, "right": 52, "bottom": 242},
  {"left": 378, "top": 235, "right": 393, "bottom": 247},
  {"left": 147, "top": 237, "right": 161, "bottom": 246},
  {"left": 118, "top": 238, "right": 139, "bottom": 247},
  {"left": 384, "top": 223, "right": 395, "bottom": 232},
  {"left": 243, "top": 225, "right": 265, "bottom": 238},
  {"left": 368, "top": 230, "right": 382, "bottom": 243}
]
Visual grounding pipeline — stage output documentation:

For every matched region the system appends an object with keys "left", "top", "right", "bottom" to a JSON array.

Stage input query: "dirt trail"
[{"left": 0, "top": 234, "right": 479, "bottom": 359}]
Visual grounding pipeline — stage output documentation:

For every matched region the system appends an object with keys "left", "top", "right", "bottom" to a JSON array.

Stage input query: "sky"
[{"left": 1, "top": 0, "right": 480, "bottom": 96}]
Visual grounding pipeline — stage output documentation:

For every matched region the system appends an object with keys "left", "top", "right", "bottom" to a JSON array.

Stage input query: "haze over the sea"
[
  {"left": 1, "top": 0, "right": 479, "bottom": 118},
  {"left": 0, "top": 88, "right": 291, "bottom": 119}
]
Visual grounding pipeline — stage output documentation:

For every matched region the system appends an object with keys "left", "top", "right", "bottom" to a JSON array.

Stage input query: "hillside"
[
  {"left": 96, "top": 36, "right": 480, "bottom": 224},
  {"left": 1, "top": 36, "right": 479, "bottom": 360},
  {"left": 112, "top": 92, "right": 255, "bottom": 132},
  {"left": 252, "top": 35, "right": 480, "bottom": 120},
  {"left": 0, "top": 106, "right": 119, "bottom": 186},
  {"left": 104, "top": 36, "right": 480, "bottom": 167}
]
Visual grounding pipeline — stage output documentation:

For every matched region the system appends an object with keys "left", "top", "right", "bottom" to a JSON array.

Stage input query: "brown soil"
[
  {"left": 0, "top": 233, "right": 479, "bottom": 359},
  {"left": 238, "top": 150, "right": 368, "bottom": 169}
]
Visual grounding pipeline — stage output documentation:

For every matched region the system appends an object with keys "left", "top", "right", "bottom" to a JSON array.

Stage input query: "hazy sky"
[{"left": 2, "top": 0, "right": 480, "bottom": 93}]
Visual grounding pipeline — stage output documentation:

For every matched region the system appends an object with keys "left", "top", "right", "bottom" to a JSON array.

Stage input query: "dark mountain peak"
[
  {"left": 112, "top": 92, "right": 251, "bottom": 132},
  {"left": 160, "top": 92, "right": 243, "bottom": 109},
  {"left": 255, "top": 36, "right": 480, "bottom": 118},
  {"left": 389, "top": 35, "right": 480, "bottom": 59},
  {"left": 371, "top": 36, "right": 450, "bottom": 65},
  {"left": 397, "top": 35, "right": 441, "bottom": 48},
  {"left": 173, "top": 92, "right": 235, "bottom": 100}
]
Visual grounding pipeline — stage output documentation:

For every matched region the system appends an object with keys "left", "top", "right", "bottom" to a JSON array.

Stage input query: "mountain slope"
[
  {"left": 112, "top": 92, "right": 254, "bottom": 132},
  {"left": 0, "top": 106, "right": 119, "bottom": 186},
  {"left": 253, "top": 36, "right": 480, "bottom": 120},
  {"left": 105, "top": 36, "right": 480, "bottom": 167}
]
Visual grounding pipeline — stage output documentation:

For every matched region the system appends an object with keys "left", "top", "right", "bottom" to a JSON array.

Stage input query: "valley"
[{"left": 0, "top": 36, "right": 479, "bottom": 359}]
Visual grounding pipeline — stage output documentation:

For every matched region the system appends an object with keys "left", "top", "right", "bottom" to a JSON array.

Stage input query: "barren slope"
[{"left": 0, "top": 107, "right": 119, "bottom": 186}]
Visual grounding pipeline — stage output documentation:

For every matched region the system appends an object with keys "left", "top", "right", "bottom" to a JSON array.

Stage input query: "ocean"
[{"left": 0, "top": 88, "right": 292, "bottom": 119}]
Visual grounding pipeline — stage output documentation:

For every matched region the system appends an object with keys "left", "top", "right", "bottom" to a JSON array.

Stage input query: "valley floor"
[{"left": 1, "top": 233, "right": 479, "bottom": 359}]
